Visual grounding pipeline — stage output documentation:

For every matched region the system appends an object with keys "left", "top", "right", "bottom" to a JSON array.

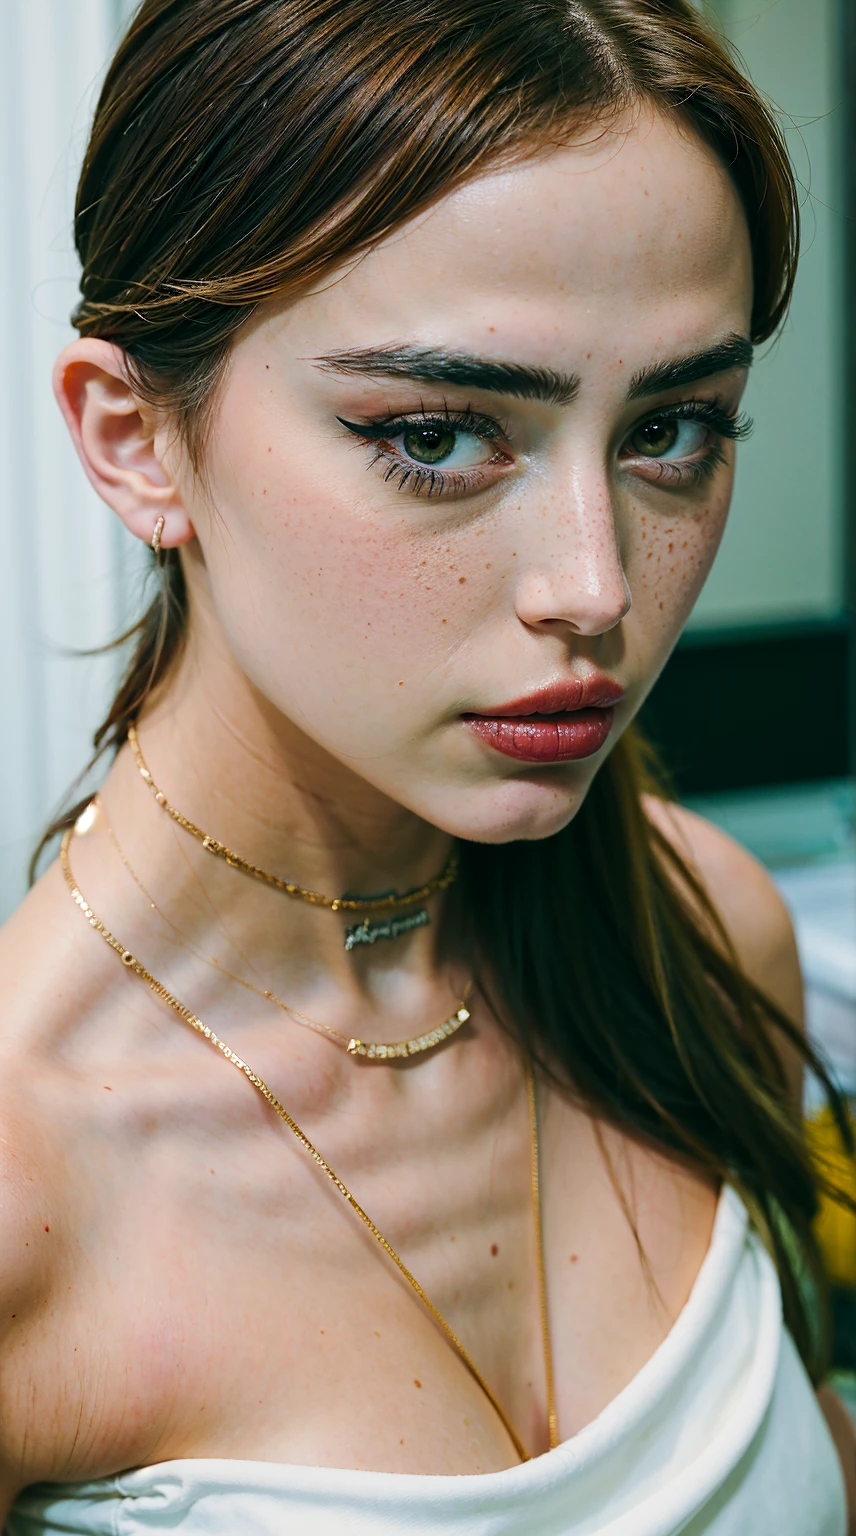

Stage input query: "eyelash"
[
  {"left": 625, "top": 400, "right": 754, "bottom": 489},
  {"left": 337, "top": 399, "right": 753, "bottom": 499},
  {"left": 338, "top": 406, "right": 509, "bottom": 497}
]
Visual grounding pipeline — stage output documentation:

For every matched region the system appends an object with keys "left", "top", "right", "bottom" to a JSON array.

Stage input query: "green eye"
[
  {"left": 401, "top": 425, "right": 457, "bottom": 464},
  {"left": 630, "top": 417, "right": 680, "bottom": 458}
]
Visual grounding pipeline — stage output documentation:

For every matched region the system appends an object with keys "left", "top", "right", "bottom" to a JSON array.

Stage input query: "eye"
[
  {"left": 626, "top": 416, "right": 708, "bottom": 461},
  {"left": 618, "top": 401, "right": 752, "bottom": 489},
  {"left": 396, "top": 422, "right": 496, "bottom": 469},
  {"left": 337, "top": 408, "right": 511, "bottom": 498}
]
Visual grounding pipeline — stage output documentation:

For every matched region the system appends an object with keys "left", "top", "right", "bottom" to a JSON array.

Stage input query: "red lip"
[{"left": 462, "top": 675, "right": 624, "bottom": 764}]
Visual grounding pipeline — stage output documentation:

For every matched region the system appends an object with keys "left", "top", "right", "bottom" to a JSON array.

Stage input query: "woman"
[{"left": 0, "top": 0, "right": 852, "bottom": 1529}]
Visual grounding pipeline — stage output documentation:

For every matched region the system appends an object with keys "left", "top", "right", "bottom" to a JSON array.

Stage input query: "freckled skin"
[
  {"left": 167, "top": 109, "right": 751, "bottom": 846},
  {"left": 0, "top": 108, "right": 762, "bottom": 1499}
]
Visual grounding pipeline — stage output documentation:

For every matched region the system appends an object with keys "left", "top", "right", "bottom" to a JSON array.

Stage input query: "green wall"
[{"left": 691, "top": 0, "right": 846, "bottom": 629}]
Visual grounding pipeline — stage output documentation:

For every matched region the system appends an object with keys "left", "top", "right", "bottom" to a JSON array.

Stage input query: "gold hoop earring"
[{"left": 151, "top": 516, "right": 165, "bottom": 562}]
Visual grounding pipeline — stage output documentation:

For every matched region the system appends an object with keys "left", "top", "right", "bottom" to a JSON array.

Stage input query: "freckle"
[
  {"left": 374, "top": 1330, "right": 381, "bottom": 1337},
  {"left": 414, "top": 1379, "right": 422, "bottom": 1389},
  {"left": 668, "top": 542, "right": 673, "bottom": 553},
  {"left": 491, "top": 1243, "right": 498, "bottom": 1256},
  {"left": 507, "top": 1280, "right": 514, "bottom": 1290},
  {"left": 485, "top": 562, "right": 491, "bottom": 570},
  {"left": 458, "top": 576, "right": 466, "bottom": 585},
  {"left": 319, "top": 1329, "right": 324, "bottom": 1334},
  {"left": 442, "top": 618, "right": 447, "bottom": 624},
  {"left": 659, "top": 600, "right": 664, "bottom": 609}
]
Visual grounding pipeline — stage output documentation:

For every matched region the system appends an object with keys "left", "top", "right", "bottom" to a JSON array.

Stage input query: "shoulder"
[
  {"left": 0, "top": 1078, "right": 67, "bottom": 1510},
  {"left": 644, "top": 795, "right": 804, "bottom": 1035},
  {"left": 0, "top": 1094, "right": 59, "bottom": 1341},
  {"left": 0, "top": 872, "right": 92, "bottom": 1312}
]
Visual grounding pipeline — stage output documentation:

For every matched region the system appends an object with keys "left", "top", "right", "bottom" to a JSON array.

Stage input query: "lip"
[{"left": 462, "top": 675, "right": 624, "bottom": 764}]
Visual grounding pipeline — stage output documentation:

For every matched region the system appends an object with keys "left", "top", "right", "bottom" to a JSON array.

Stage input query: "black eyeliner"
[{"left": 336, "top": 406, "right": 506, "bottom": 443}]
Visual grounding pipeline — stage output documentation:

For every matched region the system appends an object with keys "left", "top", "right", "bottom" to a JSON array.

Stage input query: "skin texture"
[{"left": 0, "top": 107, "right": 851, "bottom": 1520}]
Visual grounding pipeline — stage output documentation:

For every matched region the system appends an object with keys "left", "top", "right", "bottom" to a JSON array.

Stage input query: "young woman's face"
[{"left": 175, "top": 109, "right": 753, "bottom": 843}]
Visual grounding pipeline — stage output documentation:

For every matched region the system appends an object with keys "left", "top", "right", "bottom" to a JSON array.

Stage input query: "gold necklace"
[
  {"left": 127, "top": 723, "right": 458, "bottom": 915},
  {"left": 60, "top": 826, "right": 558, "bottom": 1462},
  {"left": 96, "top": 799, "right": 471, "bottom": 1062}
]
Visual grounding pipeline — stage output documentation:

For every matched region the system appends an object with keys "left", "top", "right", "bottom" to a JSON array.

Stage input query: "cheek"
[
  {"left": 625, "top": 476, "right": 731, "bottom": 649},
  {"left": 192, "top": 429, "right": 496, "bottom": 744}
]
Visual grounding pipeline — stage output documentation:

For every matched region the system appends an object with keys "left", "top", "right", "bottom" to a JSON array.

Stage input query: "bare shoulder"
[
  {"left": 0, "top": 1093, "right": 58, "bottom": 1280},
  {"left": 0, "top": 869, "right": 88, "bottom": 1298},
  {"left": 0, "top": 1097, "right": 58, "bottom": 1513},
  {"left": 0, "top": 1095, "right": 61, "bottom": 1484},
  {"left": 644, "top": 795, "right": 804, "bottom": 1031}
]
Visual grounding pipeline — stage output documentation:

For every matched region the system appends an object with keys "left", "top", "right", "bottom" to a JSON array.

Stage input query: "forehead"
[{"left": 279, "top": 109, "right": 752, "bottom": 367}]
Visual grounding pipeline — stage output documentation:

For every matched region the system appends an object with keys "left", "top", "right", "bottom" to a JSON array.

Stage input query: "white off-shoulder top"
[{"left": 5, "top": 1189, "right": 846, "bottom": 1535}]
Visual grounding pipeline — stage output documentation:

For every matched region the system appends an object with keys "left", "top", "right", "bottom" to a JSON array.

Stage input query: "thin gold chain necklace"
[
  {"left": 127, "top": 723, "right": 458, "bottom": 916},
  {"left": 96, "top": 798, "right": 472, "bottom": 1062},
  {"left": 60, "top": 826, "right": 558, "bottom": 1463}
]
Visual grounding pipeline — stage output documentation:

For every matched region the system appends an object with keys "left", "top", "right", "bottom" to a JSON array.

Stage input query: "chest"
[{"left": 1, "top": 1049, "right": 717, "bottom": 1484}]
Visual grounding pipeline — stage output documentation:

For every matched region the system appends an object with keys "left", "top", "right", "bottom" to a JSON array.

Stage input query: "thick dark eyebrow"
[
  {"left": 313, "top": 346, "right": 580, "bottom": 406},
  {"left": 627, "top": 335, "right": 754, "bottom": 400}
]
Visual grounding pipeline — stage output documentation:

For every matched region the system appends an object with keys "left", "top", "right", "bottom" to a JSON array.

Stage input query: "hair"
[{"left": 39, "top": 0, "right": 849, "bottom": 1375}]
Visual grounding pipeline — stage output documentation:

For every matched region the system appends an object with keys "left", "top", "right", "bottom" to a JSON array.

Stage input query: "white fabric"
[{"left": 6, "top": 1189, "right": 846, "bottom": 1535}]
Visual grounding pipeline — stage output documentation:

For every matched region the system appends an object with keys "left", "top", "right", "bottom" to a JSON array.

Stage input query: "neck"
[{"left": 91, "top": 625, "right": 460, "bottom": 1032}]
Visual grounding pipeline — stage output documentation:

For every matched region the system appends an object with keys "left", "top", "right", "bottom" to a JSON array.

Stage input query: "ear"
[{"left": 53, "top": 338, "right": 195, "bottom": 551}]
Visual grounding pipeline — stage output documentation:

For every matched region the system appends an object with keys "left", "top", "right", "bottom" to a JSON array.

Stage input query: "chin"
[{"left": 428, "top": 770, "right": 594, "bottom": 846}]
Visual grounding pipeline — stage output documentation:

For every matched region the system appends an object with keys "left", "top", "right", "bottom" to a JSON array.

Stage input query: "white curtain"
[{"left": 0, "top": 0, "right": 140, "bottom": 920}]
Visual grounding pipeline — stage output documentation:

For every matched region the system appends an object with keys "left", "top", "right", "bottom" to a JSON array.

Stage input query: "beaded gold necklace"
[
  {"left": 96, "top": 796, "right": 471, "bottom": 1062},
  {"left": 127, "top": 724, "right": 458, "bottom": 952}
]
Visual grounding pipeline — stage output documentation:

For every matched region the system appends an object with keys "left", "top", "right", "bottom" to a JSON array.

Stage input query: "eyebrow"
[
  {"left": 627, "top": 335, "right": 754, "bottom": 400},
  {"left": 313, "top": 346, "right": 580, "bottom": 406},
  {"left": 313, "top": 333, "right": 753, "bottom": 409}
]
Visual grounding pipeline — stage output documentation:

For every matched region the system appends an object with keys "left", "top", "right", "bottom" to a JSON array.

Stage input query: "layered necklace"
[
  {"left": 61, "top": 812, "right": 559, "bottom": 1462},
  {"left": 95, "top": 795, "right": 471, "bottom": 1063},
  {"left": 127, "top": 723, "right": 458, "bottom": 951}
]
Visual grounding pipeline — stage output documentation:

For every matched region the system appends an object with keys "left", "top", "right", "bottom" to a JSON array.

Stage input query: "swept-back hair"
[{"left": 39, "top": 0, "right": 848, "bottom": 1374}]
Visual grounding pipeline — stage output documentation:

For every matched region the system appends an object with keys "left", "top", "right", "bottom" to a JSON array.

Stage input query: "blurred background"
[
  {"left": 0, "top": 0, "right": 142, "bottom": 914},
  {"left": 0, "top": 0, "right": 854, "bottom": 1336}
]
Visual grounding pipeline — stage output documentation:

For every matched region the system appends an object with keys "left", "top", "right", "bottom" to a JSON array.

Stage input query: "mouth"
[{"left": 462, "top": 676, "right": 624, "bottom": 765}]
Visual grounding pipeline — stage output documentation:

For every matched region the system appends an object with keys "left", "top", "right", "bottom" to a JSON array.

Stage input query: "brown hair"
[{"left": 42, "top": 0, "right": 847, "bottom": 1374}]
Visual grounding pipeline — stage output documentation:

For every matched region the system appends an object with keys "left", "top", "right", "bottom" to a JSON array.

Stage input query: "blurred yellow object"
[{"left": 807, "top": 1106, "right": 856, "bottom": 1288}]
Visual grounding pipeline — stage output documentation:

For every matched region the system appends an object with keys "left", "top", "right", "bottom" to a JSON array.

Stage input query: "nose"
[{"left": 512, "top": 463, "right": 631, "bottom": 637}]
